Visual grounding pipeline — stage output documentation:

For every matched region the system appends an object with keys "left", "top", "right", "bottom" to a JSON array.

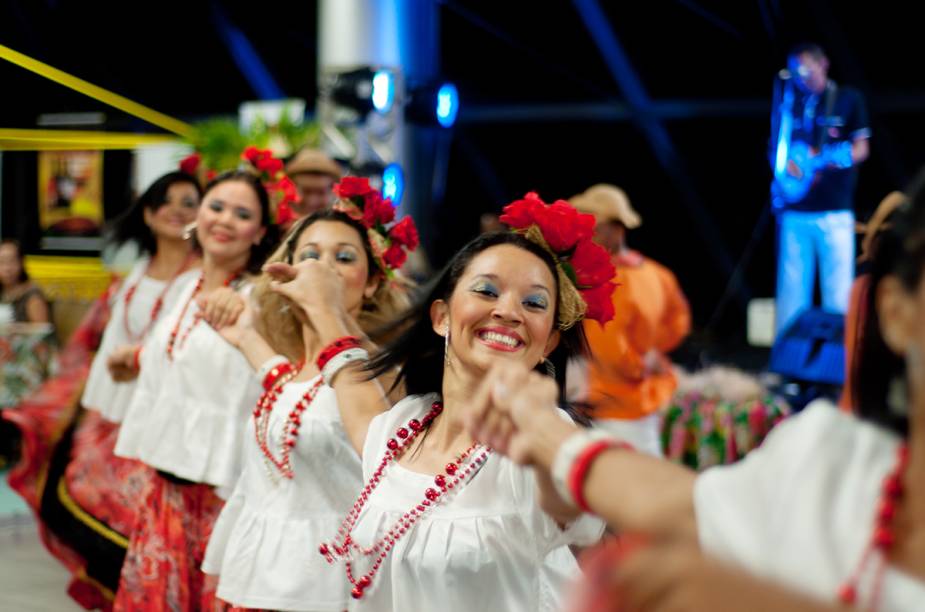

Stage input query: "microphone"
[{"left": 777, "top": 69, "right": 792, "bottom": 80}]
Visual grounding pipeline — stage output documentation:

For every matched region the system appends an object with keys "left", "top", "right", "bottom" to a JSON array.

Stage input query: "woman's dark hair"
[
  {"left": 200, "top": 170, "right": 280, "bottom": 274},
  {"left": 367, "top": 231, "right": 589, "bottom": 424},
  {"left": 0, "top": 239, "right": 29, "bottom": 283},
  {"left": 852, "top": 171, "right": 925, "bottom": 436},
  {"left": 106, "top": 171, "right": 202, "bottom": 254}
]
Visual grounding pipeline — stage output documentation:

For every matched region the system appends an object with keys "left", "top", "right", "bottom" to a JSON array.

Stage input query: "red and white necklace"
[
  {"left": 252, "top": 364, "right": 322, "bottom": 481},
  {"left": 319, "top": 400, "right": 491, "bottom": 600},
  {"left": 165, "top": 271, "right": 239, "bottom": 360},
  {"left": 122, "top": 253, "right": 195, "bottom": 341},
  {"left": 838, "top": 442, "right": 909, "bottom": 611}
]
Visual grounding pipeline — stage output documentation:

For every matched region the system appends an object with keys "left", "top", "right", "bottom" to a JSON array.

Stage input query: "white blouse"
[
  {"left": 81, "top": 258, "right": 199, "bottom": 423},
  {"left": 202, "top": 376, "right": 363, "bottom": 611},
  {"left": 344, "top": 394, "right": 604, "bottom": 612},
  {"left": 114, "top": 279, "right": 261, "bottom": 489},
  {"left": 695, "top": 399, "right": 925, "bottom": 611}
]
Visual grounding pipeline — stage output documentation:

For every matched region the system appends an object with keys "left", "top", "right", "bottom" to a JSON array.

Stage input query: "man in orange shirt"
[{"left": 570, "top": 184, "right": 691, "bottom": 456}]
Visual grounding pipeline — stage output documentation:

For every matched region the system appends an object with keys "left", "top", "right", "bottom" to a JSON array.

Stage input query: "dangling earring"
[
  {"left": 182, "top": 222, "right": 197, "bottom": 240},
  {"left": 542, "top": 358, "right": 556, "bottom": 379},
  {"left": 444, "top": 322, "right": 451, "bottom": 365}
]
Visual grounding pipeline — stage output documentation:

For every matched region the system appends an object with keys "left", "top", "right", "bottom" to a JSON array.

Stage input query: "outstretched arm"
[{"left": 466, "top": 361, "right": 698, "bottom": 541}]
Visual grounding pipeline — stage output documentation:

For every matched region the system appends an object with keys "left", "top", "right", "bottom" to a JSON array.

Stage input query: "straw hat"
[
  {"left": 285, "top": 148, "right": 342, "bottom": 179},
  {"left": 569, "top": 183, "right": 641, "bottom": 229}
]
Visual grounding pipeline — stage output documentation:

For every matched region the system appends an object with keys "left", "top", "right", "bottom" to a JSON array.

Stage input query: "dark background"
[{"left": 2, "top": 0, "right": 923, "bottom": 353}]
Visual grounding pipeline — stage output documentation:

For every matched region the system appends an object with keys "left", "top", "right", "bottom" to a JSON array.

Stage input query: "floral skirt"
[
  {"left": 114, "top": 473, "right": 224, "bottom": 611},
  {"left": 38, "top": 410, "right": 152, "bottom": 608},
  {"left": 65, "top": 411, "right": 151, "bottom": 536}
]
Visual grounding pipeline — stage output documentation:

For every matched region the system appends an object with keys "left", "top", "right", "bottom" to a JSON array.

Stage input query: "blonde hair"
[{"left": 253, "top": 212, "right": 414, "bottom": 362}]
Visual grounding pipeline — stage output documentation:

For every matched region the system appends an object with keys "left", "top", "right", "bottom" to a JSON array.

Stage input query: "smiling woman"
[
  {"left": 316, "top": 195, "right": 615, "bottom": 611},
  {"left": 110, "top": 169, "right": 279, "bottom": 611},
  {"left": 198, "top": 181, "right": 416, "bottom": 611}
]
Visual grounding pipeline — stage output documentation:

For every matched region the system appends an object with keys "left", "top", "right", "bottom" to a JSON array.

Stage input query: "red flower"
[
  {"left": 334, "top": 177, "right": 373, "bottom": 199},
  {"left": 179, "top": 153, "right": 200, "bottom": 176},
  {"left": 278, "top": 176, "right": 299, "bottom": 202},
  {"left": 382, "top": 243, "right": 408, "bottom": 270},
  {"left": 581, "top": 281, "right": 617, "bottom": 324},
  {"left": 256, "top": 156, "right": 284, "bottom": 177},
  {"left": 535, "top": 200, "right": 595, "bottom": 252},
  {"left": 242, "top": 146, "right": 262, "bottom": 164},
  {"left": 499, "top": 192, "right": 546, "bottom": 230},
  {"left": 570, "top": 239, "right": 615, "bottom": 287},
  {"left": 205, "top": 169, "right": 218, "bottom": 182},
  {"left": 242, "top": 146, "right": 276, "bottom": 170},
  {"left": 389, "top": 216, "right": 419, "bottom": 250},
  {"left": 275, "top": 200, "right": 296, "bottom": 226},
  {"left": 363, "top": 192, "right": 395, "bottom": 227}
]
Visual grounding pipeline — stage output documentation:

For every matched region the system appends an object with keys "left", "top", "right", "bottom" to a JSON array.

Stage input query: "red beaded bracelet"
[
  {"left": 567, "top": 439, "right": 634, "bottom": 513},
  {"left": 316, "top": 336, "right": 362, "bottom": 371},
  {"left": 262, "top": 362, "right": 295, "bottom": 391}
]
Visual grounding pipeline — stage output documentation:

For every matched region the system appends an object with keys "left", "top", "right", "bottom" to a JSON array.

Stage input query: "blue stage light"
[
  {"left": 372, "top": 71, "right": 395, "bottom": 113},
  {"left": 435, "top": 83, "right": 459, "bottom": 128},
  {"left": 382, "top": 163, "right": 404, "bottom": 205}
]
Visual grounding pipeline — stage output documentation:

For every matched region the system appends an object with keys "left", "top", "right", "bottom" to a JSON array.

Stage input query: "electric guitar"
[
  {"left": 771, "top": 77, "right": 850, "bottom": 208},
  {"left": 773, "top": 140, "right": 848, "bottom": 206}
]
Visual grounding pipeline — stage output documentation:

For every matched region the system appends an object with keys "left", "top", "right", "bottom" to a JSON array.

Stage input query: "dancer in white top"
[
  {"left": 464, "top": 179, "right": 925, "bottom": 611},
  {"left": 111, "top": 168, "right": 278, "bottom": 611},
  {"left": 318, "top": 194, "right": 614, "bottom": 611},
  {"left": 202, "top": 179, "right": 416, "bottom": 611},
  {"left": 86, "top": 171, "right": 202, "bottom": 421},
  {"left": 36, "top": 171, "right": 201, "bottom": 605}
]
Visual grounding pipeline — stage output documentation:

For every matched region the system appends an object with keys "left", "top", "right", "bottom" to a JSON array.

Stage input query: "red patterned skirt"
[
  {"left": 113, "top": 473, "right": 224, "bottom": 611},
  {"left": 64, "top": 411, "right": 152, "bottom": 537}
]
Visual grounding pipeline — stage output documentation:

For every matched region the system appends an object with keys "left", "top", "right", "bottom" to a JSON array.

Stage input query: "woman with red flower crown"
[
  {"left": 463, "top": 175, "right": 925, "bottom": 611},
  {"left": 199, "top": 178, "right": 416, "bottom": 611},
  {"left": 310, "top": 194, "right": 611, "bottom": 611},
  {"left": 109, "top": 169, "right": 278, "bottom": 610}
]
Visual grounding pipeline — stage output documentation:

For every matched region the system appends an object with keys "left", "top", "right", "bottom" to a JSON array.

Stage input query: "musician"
[{"left": 772, "top": 43, "right": 870, "bottom": 333}]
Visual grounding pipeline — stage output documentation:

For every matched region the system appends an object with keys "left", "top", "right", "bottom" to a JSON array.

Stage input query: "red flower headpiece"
[
  {"left": 241, "top": 146, "right": 299, "bottom": 227},
  {"left": 177, "top": 147, "right": 298, "bottom": 227},
  {"left": 332, "top": 177, "right": 419, "bottom": 276},
  {"left": 178, "top": 152, "right": 218, "bottom": 183},
  {"left": 500, "top": 192, "right": 616, "bottom": 327},
  {"left": 179, "top": 152, "right": 201, "bottom": 177}
]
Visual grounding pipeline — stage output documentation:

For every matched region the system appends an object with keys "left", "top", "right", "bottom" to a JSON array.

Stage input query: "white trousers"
[{"left": 776, "top": 210, "right": 855, "bottom": 333}]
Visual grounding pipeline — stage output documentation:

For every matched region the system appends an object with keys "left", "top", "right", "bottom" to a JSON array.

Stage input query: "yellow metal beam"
[
  {"left": 0, "top": 142, "right": 149, "bottom": 151},
  {"left": 0, "top": 128, "right": 180, "bottom": 151},
  {"left": 0, "top": 43, "right": 194, "bottom": 138}
]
